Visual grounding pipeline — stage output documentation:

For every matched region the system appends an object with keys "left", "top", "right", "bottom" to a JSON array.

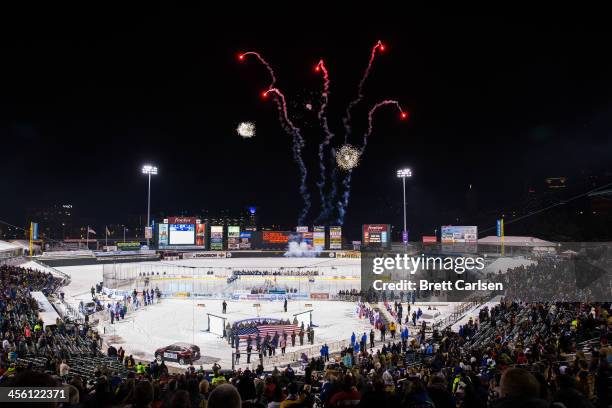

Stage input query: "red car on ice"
[{"left": 154, "top": 343, "right": 200, "bottom": 365}]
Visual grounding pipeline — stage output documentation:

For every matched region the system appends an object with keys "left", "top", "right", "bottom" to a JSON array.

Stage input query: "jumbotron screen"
[{"left": 169, "top": 224, "right": 196, "bottom": 245}]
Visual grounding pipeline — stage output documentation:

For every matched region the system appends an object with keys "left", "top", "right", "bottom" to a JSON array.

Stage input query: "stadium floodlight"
[
  {"left": 142, "top": 164, "right": 158, "bottom": 246},
  {"left": 142, "top": 165, "right": 158, "bottom": 175},
  {"left": 396, "top": 168, "right": 412, "bottom": 247},
  {"left": 396, "top": 168, "right": 412, "bottom": 178}
]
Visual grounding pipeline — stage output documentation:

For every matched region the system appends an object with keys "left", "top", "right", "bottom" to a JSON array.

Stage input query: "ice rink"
[
  {"left": 44, "top": 256, "right": 477, "bottom": 370},
  {"left": 47, "top": 257, "right": 368, "bottom": 369},
  {"left": 55, "top": 257, "right": 362, "bottom": 304},
  {"left": 98, "top": 298, "right": 373, "bottom": 370}
]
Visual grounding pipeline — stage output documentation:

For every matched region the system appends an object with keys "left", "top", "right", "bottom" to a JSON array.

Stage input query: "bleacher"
[
  {"left": 16, "top": 355, "right": 131, "bottom": 383},
  {"left": 39, "top": 250, "right": 95, "bottom": 260}
]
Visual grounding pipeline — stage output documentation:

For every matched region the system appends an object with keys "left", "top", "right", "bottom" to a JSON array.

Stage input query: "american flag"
[{"left": 234, "top": 324, "right": 300, "bottom": 350}]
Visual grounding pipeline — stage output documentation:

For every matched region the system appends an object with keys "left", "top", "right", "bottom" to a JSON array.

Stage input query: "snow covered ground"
[
  {"left": 98, "top": 298, "right": 373, "bottom": 370},
  {"left": 55, "top": 264, "right": 107, "bottom": 298},
  {"left": 49, "top": 257, "right": 460, "bottom": 370},
  {"left": 47, "top": 258, "right": 367, "bottom": 370}
]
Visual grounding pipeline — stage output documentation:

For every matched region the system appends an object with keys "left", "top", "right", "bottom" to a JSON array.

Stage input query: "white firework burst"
[
  {"left": 336, "top": 144, "right": 361, "bottom": 171},
  {"left": 237, "top": 122, "right": 256, "bottom": 138}
]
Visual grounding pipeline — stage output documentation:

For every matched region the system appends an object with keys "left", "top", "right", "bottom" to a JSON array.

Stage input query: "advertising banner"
[
  {"left": 262, "top": 231, "right": 290, "bottom": 243},
  {"left": 239, "top": 231, "right": 252, "bottom": 249},
  {"left": 168, "top": 216, "right": 197, "bottom": 225},
  {"left": 182, "top": 251, "right": 226, "bottom": 259},
  {"left": 296, "top": 226, "right": 309, "bottom": 233},
  {"left": 158, "top": 223, "right": 169, "bottom": 246},
  {"left": 144, "top": 227, "right": 153, "bottom": 239},
  {"left": 335, "top": 251, "right": 361, "bottom": 259},
  {"left": 210, "top": 226, "right": 224, "bottom": 250},
  {"left": 169, "top": 224, "right": 196, "bottom": 245},
  {"left": 117, "top": 242, "right": 142, "bottom": 251},
  {"left": 302, "top": 232, "right": 313, "bottom": 249},
  {"left": 231, "top": 292, "right": 310, "bottom": 301},
  {"left": 196, "top": 223, "right": 206, "bottom": 247},
  {"left": 329, "top": 226, "right": 342, "bottom": 250},
  {"left": 261, "top": 231, "right": 291, "bottom": 249},
  {"left": 441, "top": 226, "right": 478, "bottom": 243},
  {"left": 228, "top": 226, "right": 240, "bottom": 249},
  {"left": 362, "top": 224, "right": 391, "bottom": 248},
  {"left": 422, "top": 235, "right": 437, "bottom": 243},
  {"left": 313, "top": 226, "right": 325, "bottom": 248}
]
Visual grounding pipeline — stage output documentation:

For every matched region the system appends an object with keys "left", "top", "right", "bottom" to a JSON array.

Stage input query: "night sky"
[{"left": 2, "top": 8, "right": 612, "bottom": 239}]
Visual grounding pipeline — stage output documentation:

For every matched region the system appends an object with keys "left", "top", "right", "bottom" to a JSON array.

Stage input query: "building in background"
[{"left": 26, "top": 204, "right": 75, "bottom": 240}]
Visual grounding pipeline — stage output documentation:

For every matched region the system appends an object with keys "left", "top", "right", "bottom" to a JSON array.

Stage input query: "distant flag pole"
[
  {"left": 29, "top": 221, "right": 33, "bottom": 256},
  {"left": 501, "top": 218, "right": 505, "bottom": 256},
  {"left": 86, "top": 226, "right": 96, "bottom": 249}
]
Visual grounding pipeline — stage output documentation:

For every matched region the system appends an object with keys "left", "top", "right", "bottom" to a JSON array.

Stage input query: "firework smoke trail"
[
  {"left": 336, "top": 100, "right": 407, "bottom": 225},
  {"left": 239, "top": 52, "right": 277, "bottom": 88},
  {"left": 328, "top": 147, "right": 339, "bottom": 222},
  {"left": 264, "top": 88, "right": 311, "bottom": 224},
  {"left": 361, "top": 100, "right": 405, "bottom": 151},
  {"left": 336, "top": 170, "right": 352, "bottom": 225},
  {"left": 240, "top": 51, "right": 310, "bottom": 224},
  {"left": 342, "top": 40, "right": 385, "bottom": 143},
  {"left": 314, "top": 59, "right": 336, "bottom": 222}
]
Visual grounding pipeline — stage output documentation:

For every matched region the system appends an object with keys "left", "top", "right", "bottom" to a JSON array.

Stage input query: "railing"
[
  {"left": 233, "top": 338, "right": 351, "bottom": 370},
  {"left": 372, "top": 302, "right": 394, "bottom": 325},
  {"left": 31, "top": 259, "right": 72, "bottom": 288},
  {"left": 59, "top": 299, "right": 85, "bottom": 324},
  {"left": 431, "top": 293, "right": 493, "bottom": 331}
]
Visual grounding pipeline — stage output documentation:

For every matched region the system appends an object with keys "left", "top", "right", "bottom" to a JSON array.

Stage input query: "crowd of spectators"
[
  {"left": 0, "top": 260, "right": 611, "bottom": 407},
  {"left": 0, "top": 265, "right": 103, "bottom": 380},
  {"left": 494, "top": 256, "right": 611, "bottom": 302}
]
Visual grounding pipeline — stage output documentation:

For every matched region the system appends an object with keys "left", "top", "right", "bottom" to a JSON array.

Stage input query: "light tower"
[
  {"left": 396, "top": 168, "right": 412, "bottom": 247},
  {"left": 142, "top": 164, "right": 158, "bottom": 246}
]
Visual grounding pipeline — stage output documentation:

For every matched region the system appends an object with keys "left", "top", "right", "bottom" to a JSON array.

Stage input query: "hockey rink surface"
[
  {"left": 48, "top": 257, "right": 374, "bottom": 369},
  {"left": 33, "top": 255, "right": 530, "bottom": 370}
]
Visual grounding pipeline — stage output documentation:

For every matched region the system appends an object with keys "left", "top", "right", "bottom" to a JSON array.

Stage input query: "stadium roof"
[{"left": 478, "top": 236, "right": 557, "bottom": 247}]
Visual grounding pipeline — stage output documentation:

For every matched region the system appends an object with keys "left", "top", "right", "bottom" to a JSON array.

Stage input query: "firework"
[
  {"left": 342, "top": 40, "right": 385, "bottom": 142},
  {"left": 238, "top": 41, "right": 407, "bottom": 226},
  {"left": 236, "top": 122, "right": 256, "bottom": 138},
  {"left": 336, "top": 100, "right": 407, "bottom": 223},
  {"left": 362, "top": 100, "right": 406, "bottom": 150},
  {"left": 238, "top": 52, "right": 277, "bottom": 88},
  {"left": 315, "top": 59, "right": 335, "bottom": 222},
  {"left": 335, "top": 144, "right": 361, "bottom": 171},
  {"left": 263, "top": 88, "right": 311, "bottom": 225}
]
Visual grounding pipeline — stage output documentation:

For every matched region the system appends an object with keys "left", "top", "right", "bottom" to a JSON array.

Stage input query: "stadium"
[
  {"left": 2, "top": 11, "right": 612, "bottom": 408},
  {"left": 1, "top": 217, "right": 610, "bottom": 407}
]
